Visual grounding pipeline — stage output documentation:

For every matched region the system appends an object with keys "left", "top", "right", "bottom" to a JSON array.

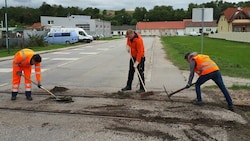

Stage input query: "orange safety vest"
[
  {"left": 127, "top": 32, "right": 145, "bottom": 63},
  {"left": 192, "top": 54, "right": 219, "bottom": 76}
]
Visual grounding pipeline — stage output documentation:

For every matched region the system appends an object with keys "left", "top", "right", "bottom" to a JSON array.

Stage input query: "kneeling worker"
[{"left": 12, "top": 48, "right": 42, "bottom": 101}]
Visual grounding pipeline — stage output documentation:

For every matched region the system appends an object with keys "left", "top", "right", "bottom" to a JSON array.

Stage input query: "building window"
[
  {"left": 206, "top": 28, "right": 211, "bottom": 31},
  {"left": 76, "top": 24, "right": 90, "bottom": 31},
  {"left": 47, "top": 20, "right": 54, "bottom": 24}
]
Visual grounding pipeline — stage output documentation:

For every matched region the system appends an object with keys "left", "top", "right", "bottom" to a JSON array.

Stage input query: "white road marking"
[
  {"left": 0, "top": 68, "right": 48, "bottom": 73},
  {"left": 0, "top": 83, "right": 8, "bottom": 87},
  {"left": 84, "top": 46, "right": 93, "bottom": 48},
  {"left": 32, "top": 69, "right": 48, "bottom": 73},
  {"left": 0, "top": 68, "right": 12, "bottom": 72},
  {"left": 79, "top": 52, "right": 99, "bottom": 55},
  {"left": 57, "top": 62, "right": 73, "bottom": 67},
  {"left": 52, "top": 52, "right": 71, "bottom": 54},
  {"left": 96, "top": 48, "right": 109, "bottom": 51},
  {"left": 51, "top": 58, "right": 79, "bottom": 61},
  {"left": 72, "top": 48, "right": 85, "bottom": 51},
  {"left": 42, "top": 57, "right": 50, "bottom": 60}
]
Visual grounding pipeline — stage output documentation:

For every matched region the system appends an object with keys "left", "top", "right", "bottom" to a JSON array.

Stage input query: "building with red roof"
[
  {"left": 136, "top": 20, "right": 217, "bottom": 36},
  {"left": 136, "top": 21, "right": 185, "bottom": 36},
  {"left": 218, "top": 7, "right": 250, "bottom": 32}
]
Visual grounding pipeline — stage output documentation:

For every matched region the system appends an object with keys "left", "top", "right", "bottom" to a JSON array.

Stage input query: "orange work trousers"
[{"left": 12, "top": 62, "right": 32, "bottom": 92}]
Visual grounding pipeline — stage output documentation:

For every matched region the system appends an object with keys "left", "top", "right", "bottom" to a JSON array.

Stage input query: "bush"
[{"left": 27, "top": 34, "right": 46, "bottom": 47}]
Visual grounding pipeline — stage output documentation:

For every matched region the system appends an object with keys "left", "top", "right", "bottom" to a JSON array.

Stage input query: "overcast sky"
[{"left": 0, "top": 0, "right": 248, "bottom": 10}]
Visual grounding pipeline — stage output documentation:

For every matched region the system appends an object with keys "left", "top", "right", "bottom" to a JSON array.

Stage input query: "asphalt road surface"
[
  {"left": 0, "top": 36, "right": 186, "bottom": 93},
  {"left": 0, "top": 37, "right": 249, "bottom": 141}
]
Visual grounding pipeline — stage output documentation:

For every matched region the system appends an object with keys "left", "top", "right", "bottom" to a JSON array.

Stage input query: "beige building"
[{"left": 218, "top": 7, "right": 250, "bottom": 32}]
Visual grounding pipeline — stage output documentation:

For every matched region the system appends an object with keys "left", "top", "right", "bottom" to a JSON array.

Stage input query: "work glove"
[
  {"left": 37, "top": 82, "right": 42, "bottom": 88},
  {"left": 16, "top": 71, "right": 22, "bottom": 76},
  {"left": 133, "top": 61, "right": 139, "bottom": 69},
  {"left": 185, "top": 83, "right": 191, "bottom": 89}
]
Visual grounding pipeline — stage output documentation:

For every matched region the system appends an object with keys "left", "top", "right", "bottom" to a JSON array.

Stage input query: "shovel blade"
[{"left": 163, "top": 85, "right": 173, "bottom": 101}]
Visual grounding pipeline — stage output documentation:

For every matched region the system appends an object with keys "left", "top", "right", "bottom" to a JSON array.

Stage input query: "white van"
[
  {"left": 50, "top": 27, "right": 93, "bottom": 43},
  {"left": 44, "top": 32, "right": 78, "bottom": 44}
]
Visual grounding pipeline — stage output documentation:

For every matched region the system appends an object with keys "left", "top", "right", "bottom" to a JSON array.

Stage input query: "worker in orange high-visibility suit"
[
  {"left": 184, "top": 52, "right": 234, "bottom": 111},
  {"left": 12, "top": 48, "right": 42, "bottom": 101},
  {"left": 121, "top": 29, "right": 145, "bottom": 93}
]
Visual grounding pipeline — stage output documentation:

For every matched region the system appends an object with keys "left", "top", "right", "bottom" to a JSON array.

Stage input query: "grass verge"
[{"left": 161, "top": 36, "right": 250, "bottom": 79}]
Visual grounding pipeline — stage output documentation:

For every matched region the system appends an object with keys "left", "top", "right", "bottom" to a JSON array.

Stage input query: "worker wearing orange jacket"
[
  {"left": 12, "top": 48, "right": 42, "bottom": 101},
  {"left": 122, "top": 29, "right": 145, "bottom": 93},
  {"left": 184, "top": 52, "right": 234, "bottom": 111}
]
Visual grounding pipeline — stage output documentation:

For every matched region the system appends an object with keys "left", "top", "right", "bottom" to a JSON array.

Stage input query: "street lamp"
[{"left": 5, "top": 0, "right": 9, "bottom": 53}]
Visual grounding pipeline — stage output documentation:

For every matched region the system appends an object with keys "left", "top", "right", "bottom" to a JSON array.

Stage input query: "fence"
[
  {"left": 0, "top": 30, "right": 48, "bottom": 48},
  {"left": 209, "top": 32, "right": 250, "bottom": 43}
]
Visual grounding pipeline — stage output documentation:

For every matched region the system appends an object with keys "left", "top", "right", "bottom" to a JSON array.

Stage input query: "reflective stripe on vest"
[
  {"left": 21, "top": 49, "right": 27, "bottom": 64},
  {"left": 193, "top": 54, "right": 219, "bottom": 76}
]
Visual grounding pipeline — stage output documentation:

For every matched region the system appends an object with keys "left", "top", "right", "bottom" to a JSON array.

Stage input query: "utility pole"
[
  {"left": 201, "top": 7, "right": 204, "bottom": 53},
  {"left": 5, "top": 0, "right": 10, "bottom": 54}
]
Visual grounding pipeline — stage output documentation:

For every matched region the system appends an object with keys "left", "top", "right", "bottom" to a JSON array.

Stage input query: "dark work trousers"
[
  {"left": 126, "top": 57, "right": 145, "bottom": 90},
  {"left": 195, "top": 70, "right": 233, "bottom": 107}
]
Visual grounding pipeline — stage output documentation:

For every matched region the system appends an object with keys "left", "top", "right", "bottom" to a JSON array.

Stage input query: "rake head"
[{"left": 140, "top": 91, "right": 154, "bottom": 98}]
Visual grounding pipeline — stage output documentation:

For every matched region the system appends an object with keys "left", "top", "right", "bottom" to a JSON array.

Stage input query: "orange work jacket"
[
  {"left": 127, "top": 32, "right": 145, "bottom": 63},
  {"left": 13, "top": 48, "right": 41, "bottom": 82},
  {"left": 192, "top": 54, "right": 219, "bottom": 76}
]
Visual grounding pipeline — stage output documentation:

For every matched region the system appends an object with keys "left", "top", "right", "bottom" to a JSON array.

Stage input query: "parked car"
[
  {"left": 189, "top": 31, "right": 201, "bottom": 36},
  {"left": 44, "top": 32, "right": 78, "bottom": 44}
]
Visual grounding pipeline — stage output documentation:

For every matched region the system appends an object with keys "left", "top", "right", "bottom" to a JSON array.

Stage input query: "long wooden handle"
[
  {"left": 168, "top": 83, "right": 196, "bottom": 97},
  {"left": 21, "top": 74, "right": 57, "bottom": 98},
  {"left": 40, "top": 86, "right": 57, "bottom": 98},
  {"left": 130, "top": 56, "right": 147, "bottom": 92}
]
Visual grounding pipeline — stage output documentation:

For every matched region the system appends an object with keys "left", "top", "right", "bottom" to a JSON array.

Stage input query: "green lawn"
[
  {"left": 161, "top": 36, "right": 250, "bottom": 79},
  {"left": 0, "top": 44, "right": 80, "bottom": 58}
]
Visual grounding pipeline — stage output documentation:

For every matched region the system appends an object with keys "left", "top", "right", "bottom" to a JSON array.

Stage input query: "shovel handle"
[
  {"left": 21, "top": 74, "right": 38, "bottom": 86},
  {"left": 40, "top": 86, "right": 57, "bottom": 98},
  {"left": 128, "top": 49, "right": 147, "bottom": 92},
  {"left": 167, "top": 83, "right": 196, "bottom": 98},
  {"left": 21, "top": 74, "right": 57, "bottom": 98}
]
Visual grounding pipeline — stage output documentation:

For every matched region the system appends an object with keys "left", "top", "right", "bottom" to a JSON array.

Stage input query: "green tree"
[
  {"left": 83, "top": 7, "right": 101, "bottom": 19},
  {"left": 133, "top": 7, "right": 148, "bottom": 22},
  {"left": 174, "top": 8, "right": 188, "bottom": 21},
  {"left": 147, "top": 5, "right": 174, "bottom": 21}
]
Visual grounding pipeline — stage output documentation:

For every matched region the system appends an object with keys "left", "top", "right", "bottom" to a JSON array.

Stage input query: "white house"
[
  {"left": 184, "top": 19, "right": 218, "bottom": 35},
  {"left": 40, "top": 15, "right": 112, "bottom": 38}
]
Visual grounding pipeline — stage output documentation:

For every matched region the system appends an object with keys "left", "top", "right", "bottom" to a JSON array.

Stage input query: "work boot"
[
  {"left": 192, "top": 100, "right": 203, "bottom": 106},
  {"left": 136, "top": 88, "right": 145, "bottom": 93},
  {"left": 11, "top": 92, "right": 18, "bottom": 101},
  {"left": 121, "top": 86, "right": 131, "bottom": 91},
  {"left": 228, "top": 106, "right": 234, "bottom": 112},
  {"left": 25, "top": 91, "right": 33, "bottom": 101}
]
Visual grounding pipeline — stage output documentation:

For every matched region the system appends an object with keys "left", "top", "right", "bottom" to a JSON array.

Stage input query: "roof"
[
  {"left": 222, "top": 7, "right": 250, "bottom": 22},
  {"left": 136, "top": 21, "right": 185, "bottom": 30},
  {"left": 111, "top": 25, "right": 136, "bottom": 30},
  {"left": 32, "top": 22, "right": 42, "bottom": 28},
  {"left": 185, "top": 20, "right": 217, "bottom": 27}
]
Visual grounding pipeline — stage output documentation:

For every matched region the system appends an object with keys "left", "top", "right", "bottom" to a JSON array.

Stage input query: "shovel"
[
  {"left": 164, "top": 83, "right": 195, "bottom": 100},
  {"left": 21, "top": 74, "right": 73, "bottom": 102},
  {"left": 128, "top": 50, "right": 154, "bottom": 98}
]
